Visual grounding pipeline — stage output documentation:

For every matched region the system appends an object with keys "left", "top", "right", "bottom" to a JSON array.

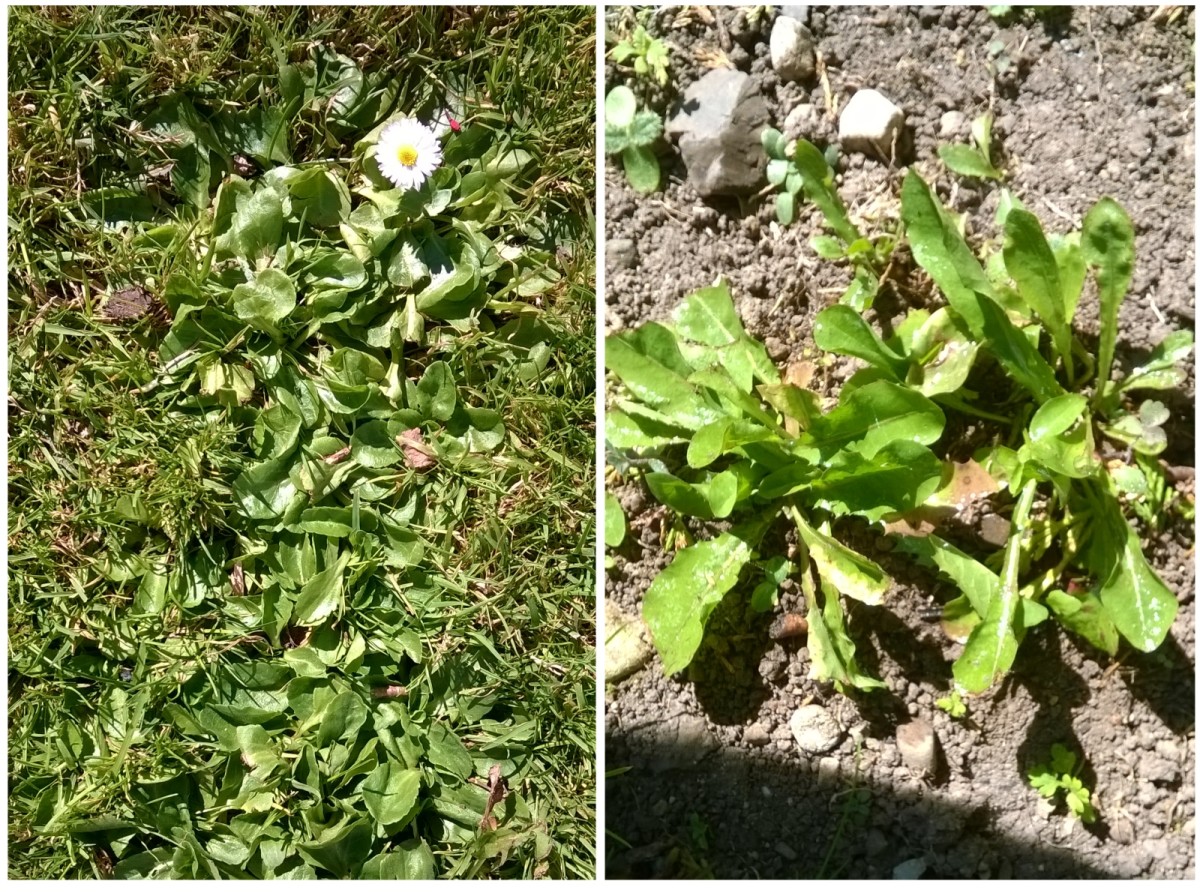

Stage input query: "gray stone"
[
  {"left": 896, "top": 718, "right": 940, "bottom": 776},
  {"left": 770, "top": 16, "right": 816, "bottom": 83},
  {"left": 779, "top": 5, "right": 811, "bottom": 25},
  {"left": 893, "top": 856, "right": 928, "bottom": 880},
  {"left": 604, "top": 599, "right": 653, "bottom": 683},
  {"left": 667, "top": 69, "right": 769, "bottom": 198},
  {"left": 817, "top": 756, "right": 840, "bottom": 785},
  {"left": 939, "top": 110, "right": 967, "bottom": 137},
  {"left": 744, "top": 722, "right": 772, "bottom": 747},
  {"left": 789, "top": 703, "right": 843, "bottom": 754},
  {"left": 838, "top": 89, "right": 905, "bottom": 157},
  {"left": 606, "top": 237, "right": 638, "bottom": 272}
]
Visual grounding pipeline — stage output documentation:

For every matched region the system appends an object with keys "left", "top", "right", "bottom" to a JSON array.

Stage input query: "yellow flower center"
[{"left": 396, "top": 144, "right": 419, "bottom": 167}]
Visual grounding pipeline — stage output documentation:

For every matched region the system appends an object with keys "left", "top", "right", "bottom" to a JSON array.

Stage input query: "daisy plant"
[{"left": 374, "top": 117, "right": 444, "bottom": 191}]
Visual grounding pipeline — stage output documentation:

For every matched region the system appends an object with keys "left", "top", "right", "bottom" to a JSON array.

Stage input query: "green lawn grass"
[{"left": 8, "top": 5, "right": 596, "bottom": 879}]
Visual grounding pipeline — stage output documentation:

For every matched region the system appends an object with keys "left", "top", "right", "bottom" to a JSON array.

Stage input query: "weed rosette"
[{"left": 9, "top": 9, "right": 593, "bottom": 881}]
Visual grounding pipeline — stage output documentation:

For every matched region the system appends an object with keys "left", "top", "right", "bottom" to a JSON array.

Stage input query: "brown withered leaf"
[
  {"left": 397, "top": 428, "right": 437, "bottom": 471},
  {"left": 479, "top": 763, "right": 509, "bottom": 831},
  {"left": 929, "top": 459, "right": 999, "bottom": 510},
  {"left": 785, "top": 360, "right": 816, "bottom": 389},
  {"left": 230, "top": 562, "right": 245, "bottom": 596},
  {"left": 882, "top": 505, "right": 957, "bottom": 538}
]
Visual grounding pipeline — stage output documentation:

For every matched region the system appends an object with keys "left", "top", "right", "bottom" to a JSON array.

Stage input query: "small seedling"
[
  {"left": 610, "top": 25, "right": 670, "bottom": 87},
  {"left": 760, "top": 130, "right": 895, "bottom": 310},
  {"left": 939, "top": 111, "right": 1003, "bottom": 180},
  {"left": 605, "top": 85, "right": 663, "bottom": 194},
  {"left": 1028, "top": 744, "right": 1097, "bottom": 823},
  {"left": 935, "top": 690, "right": 968, "bottom": 719}
]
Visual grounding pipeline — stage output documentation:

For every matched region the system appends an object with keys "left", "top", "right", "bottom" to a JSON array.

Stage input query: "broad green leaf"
[
  {"left": 296, "top": 817, "right": 373, "bottom": 878},
  {"left": 757, "top": 383, "right": 821, "bottom": 431},
  {"left": 673, "top": 282, "right": 745, "bottom": 346},
  {"left": 414, "top": 234, "right": 483, "bottom": 318},
  {"left": 1004, "top": 208, "right": 1071, "bottom": 365},
  {"left": 791, "top": 511, "right": 889, "bottom": 605},
  {"left": 938, "top": 144, "right": 1002, "bottom": 180},
  {"left": 1099, "top": 518, "right": 1178, "bottom": 652},
  {"left": 953, "top": 480, "right": 1037, "bottom": 693},
  {"left": 173, "top": 142, "right": 212, "bottom": 209},
  {"left": 901, "top": 170, "right": 995, "bottom": 319},
  {"left": 317, "top": 690, "right": 368, "bottom": 747},
  {"left": 294, "top": 553, "right": 350, "bottom": 626},
  {"left": 387, "top": 233, "right": 429, "bottom": 287},
  {"left": 232, "top": 268, "right": 296, "bottom": 330},
  {"left": 810, "top": 235, "right": 845, "bottom": 259},
  {"left": 622, "top": 145, "right": 660, "bottom": 194},
  {"left": 282, "top": 646, "right": 328, "bottom": 678},
  {"left": 642, "top": 528, "right": 758, "bottom": 675},
  {"left": 716, "top": 338, "right": 779, "bottom": 393},
  {"left": 899, "top": 535, "right": 1000, "bottom": 619},
  {"left": 761, "top": 127, "right": 788, "bottom": 159},
  {"left": 232, "top": 453, "right": 300, "bottom": 522},
  {"left": 1050, "top": 233, "right": 1086, "bottom": 325},
  {"left": 604, "top": 86, "right": 637, "bottom": 129},
  {"left": 235, "top": 725, "right": 281, "bottom": 774},
  {"left": 416, "top": 361, "right": 457, "bottom": 420},
  {"left": 792, "top": 140, "right": 859, "bottom": 244},
  {"left": 1081, "top": 197, "right": 1135, "bottom": 395},
  {"left": 1028, "top": 394, "right": 1087, "bottom": 440},
  {"left": 362, "top": 763, "right": 421, "bottom": 826},
  {"left": 686, "top": 418, "right": 777, "bottom": 468},
  {"left": 1046, "top": 590, "right": 1120, "bottom": 656},
  {"left": 1024, "top": 409, "right": 1100, "bottom": 478},
  {"left": 605, "top": 407, "right": 688, "bottom": 449},
  {"left": 305, "top": 249, "right": 367, "bottom": 293},
  {"left": 767, "top": 158, "right": 790, "bottom": 187},
  {"left": 644, "top": 470, "right": 738, "bottom": 520},
  {"left": 426, "top": 723, "right": 474, "bottom": 779},
  {"left": 297, "top": 507, "right": 355, "bottom": 538},
  {"left": 904, "top": 308, "right": 979, "bottom": 397},
  {"left": 604, "top": 493, "right": 626, "bottom": 548},
  {"left": 799, "top": 380, "right": 944, "bottom": 461},
  {"left": 360, "top": 840, "right": 435, "bottom": 880},
  {"left": 838, "top": 267, "right": 879, "bottom": 312},
  {"left": 776, "top": 191, "right": 796, "bottom": 226},
  {"left": 975, "top": 295, "right": 1064, "bottom": 403},
  {"left": 813, "top": 305, "right": 905, "bottom": 379},
  {"left": 1118, "top": 330, "right": 1193, "bottom": 394},
  {"left": 606, "top": 325, "right": 718, "bottom": 431},
  {"left": 805, "top": 440, "right": 943, "bottom": 521},
  {"left": 1101, "top": 401, "right": 1168, "bottom": 456},
  {"left": 806, "top": 580, "right": 886, "bottom": 692},
  {"left": 218, "top": 187, "right": 283, "bottom": 261},
  {"left": 286, "top": 168, "right": 351, "bottom": 228},
  {"left": 351, "top": 420, "right": 401, "bottom": 468}
]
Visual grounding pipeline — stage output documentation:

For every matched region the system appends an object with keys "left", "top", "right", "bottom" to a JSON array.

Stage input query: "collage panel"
[
  {"left": 7, "top": 4, "right": 596, "bottom": 880},
  {"left": 603, "top": 4, "right": 1194, "bottom": 880}
]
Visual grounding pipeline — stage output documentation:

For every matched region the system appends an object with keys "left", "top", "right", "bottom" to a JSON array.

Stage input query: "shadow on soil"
[{"left": 606, "top": 617, "right": 1195, "bottom": 880}]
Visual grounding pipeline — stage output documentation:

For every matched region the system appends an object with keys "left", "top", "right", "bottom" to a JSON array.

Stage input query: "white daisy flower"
[{"left": 375, "top": 117, "right": 442, "bottom": 190}]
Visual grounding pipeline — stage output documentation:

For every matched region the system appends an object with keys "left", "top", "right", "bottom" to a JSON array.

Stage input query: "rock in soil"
[
  {"left": 666, "top": 69, "right": 769, "bottom": 198},
  {"left": 896, "top": 718, "right": 940, "bottom": 777},
  {"left": 789, "top": 703, "right": 843, "bottom": 754},
  {"left": 838, "top": 88, "right": 905, "bottom": 157},
  {"left": 770, "top": 16, "right": 816, "bottom": 83},
  {"left": 604, "top": 599, "right": 653, "bottom": 683}
]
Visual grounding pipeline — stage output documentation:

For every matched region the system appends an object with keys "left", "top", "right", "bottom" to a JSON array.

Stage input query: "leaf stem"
[{"left": 934, "top": 393, "right": 1013, "bottom": 425}]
